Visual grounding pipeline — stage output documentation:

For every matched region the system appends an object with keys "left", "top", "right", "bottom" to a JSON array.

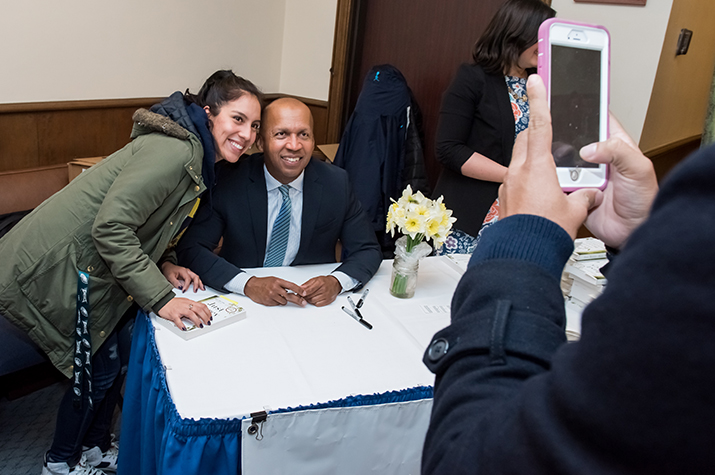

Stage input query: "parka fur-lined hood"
[
  {"left": 131, "top": 91, "right": 203, "bottom": 141},
  {"left": 131, "top": 108, "right": 191, "bottom": 140}
]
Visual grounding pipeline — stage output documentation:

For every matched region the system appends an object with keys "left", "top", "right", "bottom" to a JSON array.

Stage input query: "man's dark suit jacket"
[{"left": 176, "top": 153, "right": 382, "bottom": 291}]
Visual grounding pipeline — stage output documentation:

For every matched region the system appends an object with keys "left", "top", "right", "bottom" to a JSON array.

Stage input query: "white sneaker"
[
  {"left": 82, "top": 441, "right": 118, "bottom": 473},
  {"left": 42, "top": 453, "right": 107, "bottom": 475}
]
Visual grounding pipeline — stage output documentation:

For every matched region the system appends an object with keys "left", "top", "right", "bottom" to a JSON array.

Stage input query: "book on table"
[{"left": 154, "top": 292, "right": 247, "bottom": 340}]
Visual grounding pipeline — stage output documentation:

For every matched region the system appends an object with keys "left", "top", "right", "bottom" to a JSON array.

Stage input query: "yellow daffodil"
[{"left": 386, "top": 187, "right": 455, "bottom": 250}]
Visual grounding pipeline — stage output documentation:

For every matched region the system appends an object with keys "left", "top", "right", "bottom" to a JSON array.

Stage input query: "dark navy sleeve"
[
  {"left": 176, "top": 196, "right": 243, "bottom": 291},
  {"left": 423, "top": 145, "right": 715, "bottom": 474}
]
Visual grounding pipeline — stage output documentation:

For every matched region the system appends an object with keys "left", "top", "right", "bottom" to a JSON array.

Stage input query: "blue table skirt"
[
  {"left": 118, "top": 311, "right": 433, "bottom": 475},
  {"left": 118, "top": 311, "right": 243, "bottom": 475}
]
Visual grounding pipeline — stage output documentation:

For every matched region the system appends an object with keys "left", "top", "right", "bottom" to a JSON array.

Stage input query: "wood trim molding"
[
  {"left": 642, "top": 134, "right": 701, "bottom": 158},
  {"left": 263, "top": 93, "right": 327, "bottom": 108},
  {"left": 326, "top": 0, "right": 356, "bottom": 143},
  {"left": 643, "top": 135, "right": 701, "bottom": 184},
  {"left": 0, "top": 94, "right": 330, "bottom": 115},
  {"left": 0, "top": 97, "right": 164, "bottom": 114}
]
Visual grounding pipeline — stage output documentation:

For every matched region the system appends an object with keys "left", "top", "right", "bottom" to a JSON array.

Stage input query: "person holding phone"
[
  {"left": 433, "top": 0, "right": 555, "bottom": 254},
  {"left": 0, "top": 70, "right": 262, "bottom": 475},
  {"left": 422, "top": 74, "right": 715, "bottom": 473}
]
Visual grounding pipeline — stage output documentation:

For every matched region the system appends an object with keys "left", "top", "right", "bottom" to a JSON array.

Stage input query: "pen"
[
  {"left": 356, "top": 288, "right": 369, "bottom": 309},
  {"left": 341, "top": 306, "right": 373, "bottom": 330},
  {"left": 352, "top": 307, "right": 373, "bottom": 329},
  {"left": 358, "top": 318, "right": 373, "bottom": 330},
  {"left": 347, "top": 295, "right": 358, "bottom": 310}
]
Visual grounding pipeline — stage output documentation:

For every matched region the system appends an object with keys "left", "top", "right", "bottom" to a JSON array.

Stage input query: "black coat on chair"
[{"left": 334, "top": 64, "right": 430, "bottom": 257}]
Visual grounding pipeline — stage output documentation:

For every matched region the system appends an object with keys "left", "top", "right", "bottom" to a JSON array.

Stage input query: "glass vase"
[
  {"left": 390, "top": 256, "right": 419, "bottom": 298},
  {"left": 389, "top": 235, "right": 432, "bottom": 299}
]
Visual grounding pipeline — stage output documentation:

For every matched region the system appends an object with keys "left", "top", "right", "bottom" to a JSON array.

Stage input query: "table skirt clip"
[{"left": 247, "top": 411, "right": 268, "bottom": 440}]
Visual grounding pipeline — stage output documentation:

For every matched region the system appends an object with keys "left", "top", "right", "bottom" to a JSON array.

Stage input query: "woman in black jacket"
[{"left": 433, "top": 0, "right": 555, "bottom": 253}]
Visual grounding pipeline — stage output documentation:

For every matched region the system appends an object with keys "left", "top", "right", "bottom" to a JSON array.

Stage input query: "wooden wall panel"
[
  {"left": 37, "top": 108, "right": 139, "bottom": 166},
  {"left": 348, "top": 0, "right": 505, "bottom": 188},
  {"left": 646, "top": 135, "right": 701, "bottom": 183},
  {"left": 0, "top": 99, "right": 159, "bottom": 173},
  {"left": 0, "top": 96, "right": 328, "bottom": 174},
  {"left": 311, "top": 103, "right": 329, "bottom": 145},
  {"left": 0, "top": 113, "right": 39, "bottom": 171}
]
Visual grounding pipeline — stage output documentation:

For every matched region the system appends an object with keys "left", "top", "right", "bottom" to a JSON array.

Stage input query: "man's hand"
[
  {"left": 157, "top": 297, "right": 212, "bottom": 330},
  {"left": 579, "top": 115, "right": 658, "bottom": 249},
  {"left": 161, "top": 262, "right": 205, "bottom": 292},
  {"left": 244, "top": 276, "right": 307, "bottom": 307},
  {"left": 500, "top": 74, "right": 598, "bottom": 239},
  {"left": 302, "top": 275, "right": 342, "bottom": 307}
]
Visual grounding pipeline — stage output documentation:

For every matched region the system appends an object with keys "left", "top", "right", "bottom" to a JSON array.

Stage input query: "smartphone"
[{"left": 538, "top": 18, "right": 610, "bottom": 191}]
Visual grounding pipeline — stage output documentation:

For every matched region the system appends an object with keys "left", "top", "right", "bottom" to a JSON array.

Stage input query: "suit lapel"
[
  {"left": 247, "top": 155, "right": 269, "bottom": 262},
  {"left": 296, "top": 161, "right": 322, "bottom": 263}
]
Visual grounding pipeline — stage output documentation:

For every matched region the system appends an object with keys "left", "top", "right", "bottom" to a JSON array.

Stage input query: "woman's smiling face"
[{"left": 206, "top": 94, "right": 261, "bottom": 163}]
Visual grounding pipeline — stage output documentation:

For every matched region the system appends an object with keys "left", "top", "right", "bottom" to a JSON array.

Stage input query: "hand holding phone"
[
  {"left": 579, "top": 114, "right": 659, "bottom": 249},
  {"left": 500, "top": 74, "right": 599, "bottom": 239},
  {"left": 538, "top": 18, "right": 610, "bottom": 191}
]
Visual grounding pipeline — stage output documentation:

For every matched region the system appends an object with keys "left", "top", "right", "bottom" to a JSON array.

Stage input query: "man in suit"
[{"left": 175, "top": 98, "right": 382, "bottom": 307}]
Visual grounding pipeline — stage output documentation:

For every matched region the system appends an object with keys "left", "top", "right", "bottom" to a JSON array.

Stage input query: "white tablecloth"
[{"left": 151, "top": 256, "right": 460, "bottom": 420}]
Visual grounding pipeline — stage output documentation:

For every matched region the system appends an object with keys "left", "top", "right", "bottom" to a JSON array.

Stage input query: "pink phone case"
[{"left": 537, "top": 18, "right": 610, "bottom": 192}]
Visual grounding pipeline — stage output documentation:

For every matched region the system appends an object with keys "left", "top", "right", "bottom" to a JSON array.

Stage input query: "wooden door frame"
[{"left": 326, "top": 0, "right": 359, "bottom": 143}]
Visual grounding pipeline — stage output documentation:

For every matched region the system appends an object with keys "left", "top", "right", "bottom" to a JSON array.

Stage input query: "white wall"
[
  {"left": 551, "top": 0, "right": 674, "bottom": 143},
  {"left": 280, "top": 0, "right": 338, "bottom": 100},
  {"left": 0, "top": 0, "right": 337, "bottom": 104}
]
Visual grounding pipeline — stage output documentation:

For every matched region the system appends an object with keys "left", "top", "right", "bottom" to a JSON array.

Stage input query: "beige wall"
[
  {"left": 0, "top": 0, "right": 337, "bottom": 104},
  {"left": 280, "top": 0, "right": 338, "bottom": 100},
  {"left": 551, "top": 0, "right": 673, "bottom": 144},
  {"left": 639, "top": 0, "right": 715, "bottom": 152}
]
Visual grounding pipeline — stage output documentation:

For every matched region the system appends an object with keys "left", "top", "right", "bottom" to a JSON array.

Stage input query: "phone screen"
[{"left": 551, "top": 45, "right": 601, "bottom": 169}]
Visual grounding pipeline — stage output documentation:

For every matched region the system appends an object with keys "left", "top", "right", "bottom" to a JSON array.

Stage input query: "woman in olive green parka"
[{"left": 0, "top": 70, "right": 262, "bottom": 475}]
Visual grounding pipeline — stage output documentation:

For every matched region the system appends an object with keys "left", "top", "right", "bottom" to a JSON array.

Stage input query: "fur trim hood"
[{"left": 131, "top": 108, "right": 191, "bottom": 140}]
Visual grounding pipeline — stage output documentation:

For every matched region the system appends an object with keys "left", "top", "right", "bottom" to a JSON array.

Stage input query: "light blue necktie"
[{"left": 264, "top": 185, "right": 291, "bottom": 267}]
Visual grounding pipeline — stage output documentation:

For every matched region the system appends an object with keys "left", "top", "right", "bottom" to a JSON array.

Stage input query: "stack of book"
[{"left": 561, "top": 238, "right": 608, "bottom": 341}]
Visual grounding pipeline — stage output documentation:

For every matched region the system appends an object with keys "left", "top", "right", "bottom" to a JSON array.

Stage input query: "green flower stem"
[
  {"left": 391, "top": 272, "right": 409, "bottom": 296},
  {"left": 405, "top": 234, "right": 424, "bottom": 253}
]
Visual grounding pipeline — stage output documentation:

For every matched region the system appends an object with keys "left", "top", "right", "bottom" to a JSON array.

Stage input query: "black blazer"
[
  {"left": 432, "top": 63, "right": 515, "bottom": 237},
  {"left": 176, "top": 153, "right": 382, "bottom": 290}
]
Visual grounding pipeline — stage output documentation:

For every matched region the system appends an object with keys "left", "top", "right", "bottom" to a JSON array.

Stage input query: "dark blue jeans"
[{"left": 47, "top": 310, "right": 134, "bottom": 466}]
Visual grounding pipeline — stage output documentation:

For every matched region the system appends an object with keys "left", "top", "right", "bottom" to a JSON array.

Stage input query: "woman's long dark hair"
[
  {"left": 472, "top": 0, "right": 555, "bottom": 75},
  {"left": 184, "top": 70, "right": 264, "bottom": 115}
]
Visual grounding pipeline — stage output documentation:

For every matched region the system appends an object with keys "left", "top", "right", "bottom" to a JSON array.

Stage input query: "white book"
[
  {"left": 154, "top": 293, "right": 247, "bottom": 340},
  {"left": 569, "top": 280, "right": 603, "bottom": 306},
  {"left": 564, "top": 258, "right": 607, "bottom": 287},
  {"left": 572, "top": 237, "right": 607, "bottom": 261}
]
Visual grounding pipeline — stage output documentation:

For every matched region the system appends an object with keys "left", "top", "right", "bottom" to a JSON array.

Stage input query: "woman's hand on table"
[
  {"left": 244, "top": 276, "right": 307, "bottom": 307},
  {"left": 161, "top": 262, "right": 205, "bottom": 292},
  {"left": 157, "top": 297, "right": 212, "bottom": 331}
]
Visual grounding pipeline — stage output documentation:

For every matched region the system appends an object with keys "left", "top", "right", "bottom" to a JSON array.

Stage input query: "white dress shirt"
[{"left": 224, "top": 165, "right": 357, "bottom": 295}]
